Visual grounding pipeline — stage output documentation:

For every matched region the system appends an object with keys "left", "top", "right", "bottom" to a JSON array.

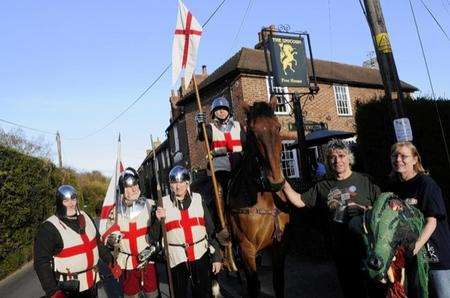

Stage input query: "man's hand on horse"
[
  {"left": 212, "top": 261, "right": 222, "bottom": 274},
  {"left": 156, "top": 207, "right": 166, "bottom": 220},
  {"left": 195, "top": 112, "right": 206, "bottom": 125}
]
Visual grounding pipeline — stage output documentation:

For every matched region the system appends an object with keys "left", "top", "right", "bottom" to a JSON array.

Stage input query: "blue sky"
[{"left": 1, "top": 0, "right": 449, "bottom": 175}]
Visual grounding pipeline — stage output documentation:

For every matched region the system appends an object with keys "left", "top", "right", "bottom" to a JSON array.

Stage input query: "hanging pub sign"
[{"left": 267, "top": 34, "right": 309, "bottom": 87}]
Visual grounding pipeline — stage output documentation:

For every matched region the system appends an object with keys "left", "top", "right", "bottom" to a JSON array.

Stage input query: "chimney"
[
  {"left": 255, "top": 25, "right": 276, "bottom": 49},
  {"left": 202, "top": 65, "right": 207, "bottom": 76}
]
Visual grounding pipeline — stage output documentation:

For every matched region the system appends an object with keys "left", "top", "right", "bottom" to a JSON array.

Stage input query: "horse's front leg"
[
  {"left": 272, "top": 240, "right": 286, "bottom": 298},
  {"left": 239, "top": 240, "right": 260, "bottom": 298}
]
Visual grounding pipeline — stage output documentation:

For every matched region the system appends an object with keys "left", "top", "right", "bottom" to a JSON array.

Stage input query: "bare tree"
[{"left": 0, "top": 127, "right": 52, "bottom": 159}]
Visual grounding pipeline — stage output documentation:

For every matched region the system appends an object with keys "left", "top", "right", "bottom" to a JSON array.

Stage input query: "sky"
[{"left": 1, "top": 0, "right": 449, "bottom": 176}]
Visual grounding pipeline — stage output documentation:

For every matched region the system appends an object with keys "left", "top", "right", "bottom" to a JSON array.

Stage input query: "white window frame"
[
  {"left": 281, "top": 140, "right": 299, "bottom": 178},
  {"left": 160, "top": 152, "right": 165, "bottom": 169},
  {"left": 333, "top": 84, "right": 352, "bottom": 116},
  {"left": 165, "top": 149, "right": 171, "bottom": 168},
  {"left": 266, "top": 76, "right": 291, "bottom": 115},
  {"left": 173, "top": 125, "right": 180, "bottom": 153}
]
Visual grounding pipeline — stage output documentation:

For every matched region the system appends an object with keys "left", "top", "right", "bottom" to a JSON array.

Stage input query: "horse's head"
[
  {"left": 365, "top": 192, "right": 424, "bottom": 282},
  {"left": 242, "top": 96, "right": 285, "bottom": 192}
]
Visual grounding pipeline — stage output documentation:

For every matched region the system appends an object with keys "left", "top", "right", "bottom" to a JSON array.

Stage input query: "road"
[{"left": 0, "top": 251, "right": 342, "bottom": 298}]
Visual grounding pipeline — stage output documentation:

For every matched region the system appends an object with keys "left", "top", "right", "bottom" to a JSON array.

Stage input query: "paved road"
[{"left": 0, "top": 254, "right": 342, "bottom": 298}]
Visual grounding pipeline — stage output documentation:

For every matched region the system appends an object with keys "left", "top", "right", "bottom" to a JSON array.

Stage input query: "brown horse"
[{"left": 228, "top": 97, "right": 290, "bottom": 297}]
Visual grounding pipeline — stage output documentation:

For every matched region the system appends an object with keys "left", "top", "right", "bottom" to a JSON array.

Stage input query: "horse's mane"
[{"left": 246, "top": 101, "right": 275, "bottom": 120}]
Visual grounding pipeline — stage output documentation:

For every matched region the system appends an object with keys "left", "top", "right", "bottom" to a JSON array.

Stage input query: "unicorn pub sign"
[{"left": 268, "top": 35, "right": 309, "bottom": 87}]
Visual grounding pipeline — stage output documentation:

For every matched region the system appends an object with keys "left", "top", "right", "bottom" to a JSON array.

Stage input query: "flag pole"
[
  {"left": 112, "top": 133, "right": 121, "bottom": 259},
  {"left": 151, "top": 135, "right": 175, "bottom": 298},
  {"left": 192, "top": 75, "right": 238, "bottom": 272}
]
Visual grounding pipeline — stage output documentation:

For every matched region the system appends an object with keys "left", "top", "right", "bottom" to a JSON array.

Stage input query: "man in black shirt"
[
  {"left": 280, "top": 139, "right": 382, "bottom": 298},
  {"left": 34, "top": 185, "right": 113, "bottom": 298}
]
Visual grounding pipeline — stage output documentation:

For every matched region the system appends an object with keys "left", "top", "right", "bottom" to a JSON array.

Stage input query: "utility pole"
[
  {"left": 363, "top": 0, "right": 413, "bottom": 141},
  {"left": 56, "top": 131, "right": 62, "bottom": 168}
]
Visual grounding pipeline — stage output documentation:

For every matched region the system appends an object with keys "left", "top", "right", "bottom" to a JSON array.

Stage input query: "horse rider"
[
  {"left": 34, "top": 185, "right": 114, "bottom": 298},
  {"left": 105, "top": 167, "right": 159, "bottom": 298},
  {"left": 279, "top": 139, "right": 385, "bottom": 298},
  {"left": 195, "top": 96, "right": 245, "bottom": 242},
  {"left": 195, "top": 97, "right": 245, "bottom": 202},
  {"left": 156, "top": 165, "right": 222, "bottom": 298}
]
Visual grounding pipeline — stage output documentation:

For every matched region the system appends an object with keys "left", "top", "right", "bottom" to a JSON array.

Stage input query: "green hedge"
[
  {"left": 0, "top": 146, "right": 81, "bottom": 279},
  {"left": 355, "top": 97, "right": 450, "bottom": 207}
]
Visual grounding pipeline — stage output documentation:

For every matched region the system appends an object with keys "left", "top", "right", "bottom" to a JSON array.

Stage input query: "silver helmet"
[
  {"left": 119, "top": 167, "right": 140, "bottom": 194},
  {"left": 210, "top": 97, "right": 230, "bottom": 115},
  {"left": 55, "top": 185, "right": 77, "bottom": 218},
  {"left": 56, "top": 185, "right": 77, "bottom": 201},
  {"left": 168, "top": 165, "right": 190, "bottom": 183}
]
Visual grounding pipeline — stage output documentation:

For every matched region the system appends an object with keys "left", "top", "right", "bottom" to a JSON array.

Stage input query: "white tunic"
[
  {"left": 46, "top": 212, "right": 100, "bottom": 292},
  {"left": 116, "top": 198, "right": 155, "bottom": 270},
  {"left": 211, "top": 121, "right": 242, "bottom": 171},
  {"left": 162, "top": 193, "right": 208, "bottom": 268}
]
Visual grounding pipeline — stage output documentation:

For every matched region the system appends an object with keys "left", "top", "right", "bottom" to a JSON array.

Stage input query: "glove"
[
  {"left": 51, "top": 290, "right": 65, "bottom": 298},
  {"left": 109, "top": 262, "right": 122, "bottom": 280},
  {"left": 137, "top": 244, "right": 161, "bottom": 268},
  {"left": 195, "top": 112, "right": 206, "bottom": 125},
  {"left": 106, "top": 232, "right": 122, "bottom": 249},
  {"left": 345, "top": 204, "right": 365, "bottom": 217},
  {"left": 216, "top": 228, "right": 230, "bottom": 246}
]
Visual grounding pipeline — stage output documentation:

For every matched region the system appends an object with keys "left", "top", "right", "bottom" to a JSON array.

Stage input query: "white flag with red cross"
[
  {"left": 99, "top": 134, "right": 124, "bottom": 240},
  {"left": 172, "top": 0, "right": 203, "bottom": 90}
]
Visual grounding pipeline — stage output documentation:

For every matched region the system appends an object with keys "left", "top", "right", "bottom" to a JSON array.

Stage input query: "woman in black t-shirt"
[{"left": 389, "top": 142, "right": 450, "bottom": 298}]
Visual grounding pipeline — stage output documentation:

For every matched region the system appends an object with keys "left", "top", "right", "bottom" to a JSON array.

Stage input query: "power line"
[
  {"left": 228, "top": 0, "right": 254, "bottom": 56},
  {"left": 65, "top": 0, "right": 227, "bottom": 141},
  {"left": 417, "top": 0, "right": 450, "bottom": 42},
  {"left": 0, "top": 117, "right": 55, "bottom": 135},
  {"left": 408, "top": 0, "right": 450, "bottom": 170},
  {"left": 65, "top": 64, "right": 171, "bottom": 140}
]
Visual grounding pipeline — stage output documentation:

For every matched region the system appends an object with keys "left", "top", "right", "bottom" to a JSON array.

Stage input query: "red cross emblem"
[
  {"left": 57, "top": 233, "right": 97, "bottom": 287},
  {"left": 165, "top": 210, "right": 205, "bottom": 261},
  {"left": 174, "top": 11, "right": 202, "bottom": 68},
  {"left": 122, "top": 222, "right": 148, "bottom": 268},
  {"left": 212, "top": 132, "right": 242, "bottom": 152}
]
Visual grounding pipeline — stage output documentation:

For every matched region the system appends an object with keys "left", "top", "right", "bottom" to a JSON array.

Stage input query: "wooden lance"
[
  {"left": 151, "top": 135, "right": 175, "bottom": 298},
  {"left": 192, "top": 76, "right": 238, "bottom": 272}
]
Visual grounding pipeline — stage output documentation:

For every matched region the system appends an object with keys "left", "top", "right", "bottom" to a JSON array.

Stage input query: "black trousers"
[
  {"left": 64, "top": 286, "right": 98, "bottom": 298},
  {"left": 171, "top": 253, "right": 212, "bottom": 298}
]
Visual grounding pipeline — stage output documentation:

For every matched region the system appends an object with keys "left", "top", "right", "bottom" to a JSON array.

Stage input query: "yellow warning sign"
[{"left": 375, "top": 32, "right": 392, "bottom": 53}]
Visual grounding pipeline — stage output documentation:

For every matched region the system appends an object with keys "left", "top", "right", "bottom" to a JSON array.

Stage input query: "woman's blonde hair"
[{"left": 390, "top": 141, "right": 428, "bottom": 176}]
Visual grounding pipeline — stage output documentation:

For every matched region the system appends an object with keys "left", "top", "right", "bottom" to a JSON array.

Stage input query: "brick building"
[{"left": 140, "top": 32, "right": 417, "bottom": 191}]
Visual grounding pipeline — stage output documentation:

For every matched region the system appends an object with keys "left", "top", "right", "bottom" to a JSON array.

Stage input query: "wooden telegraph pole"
[
  {"left": 56, "top": 131, "right": 63, "bottom": 168},
  {"left": 363, "top": 0, "right": 413, "bottom": 141}
]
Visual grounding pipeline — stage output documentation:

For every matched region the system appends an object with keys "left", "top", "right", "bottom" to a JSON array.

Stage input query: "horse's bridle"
[
  {"left": 253, "top": 154, "right": 285, "bottom": 192},
  {"left": 245, "top": 126, "right": 285, "bottom": 192}
]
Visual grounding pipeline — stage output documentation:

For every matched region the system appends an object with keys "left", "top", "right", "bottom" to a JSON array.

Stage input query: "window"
[
  {"left": 266, "top": 76, "right": 291, "bottom": 115},
  {"left": 165, "top": 149, "right": 171, "bottom": 168},
  {"left": 281, "top": 141, "right": 299, "bottom": 178},
  {"left": 173, "top": 125, "right": 180, "bottom": 152},
  {"left": 160, "top": 153, "right": 165, "bottom": 169},
  {"left": 333, "top": 84, "right": 352, "bottom": 116}
]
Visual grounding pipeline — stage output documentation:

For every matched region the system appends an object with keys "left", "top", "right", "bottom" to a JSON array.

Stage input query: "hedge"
[
  {"left": 355, "top": 96, "right": 450, "bottom": 211},
  {"left": 0, "top": 145, "right": 80, "bottom": 279}
]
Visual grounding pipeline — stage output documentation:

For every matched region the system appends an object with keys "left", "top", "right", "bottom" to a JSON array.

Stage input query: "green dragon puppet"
[{"left": 363, "top": 192, "right": 429, "bottom": 298}]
